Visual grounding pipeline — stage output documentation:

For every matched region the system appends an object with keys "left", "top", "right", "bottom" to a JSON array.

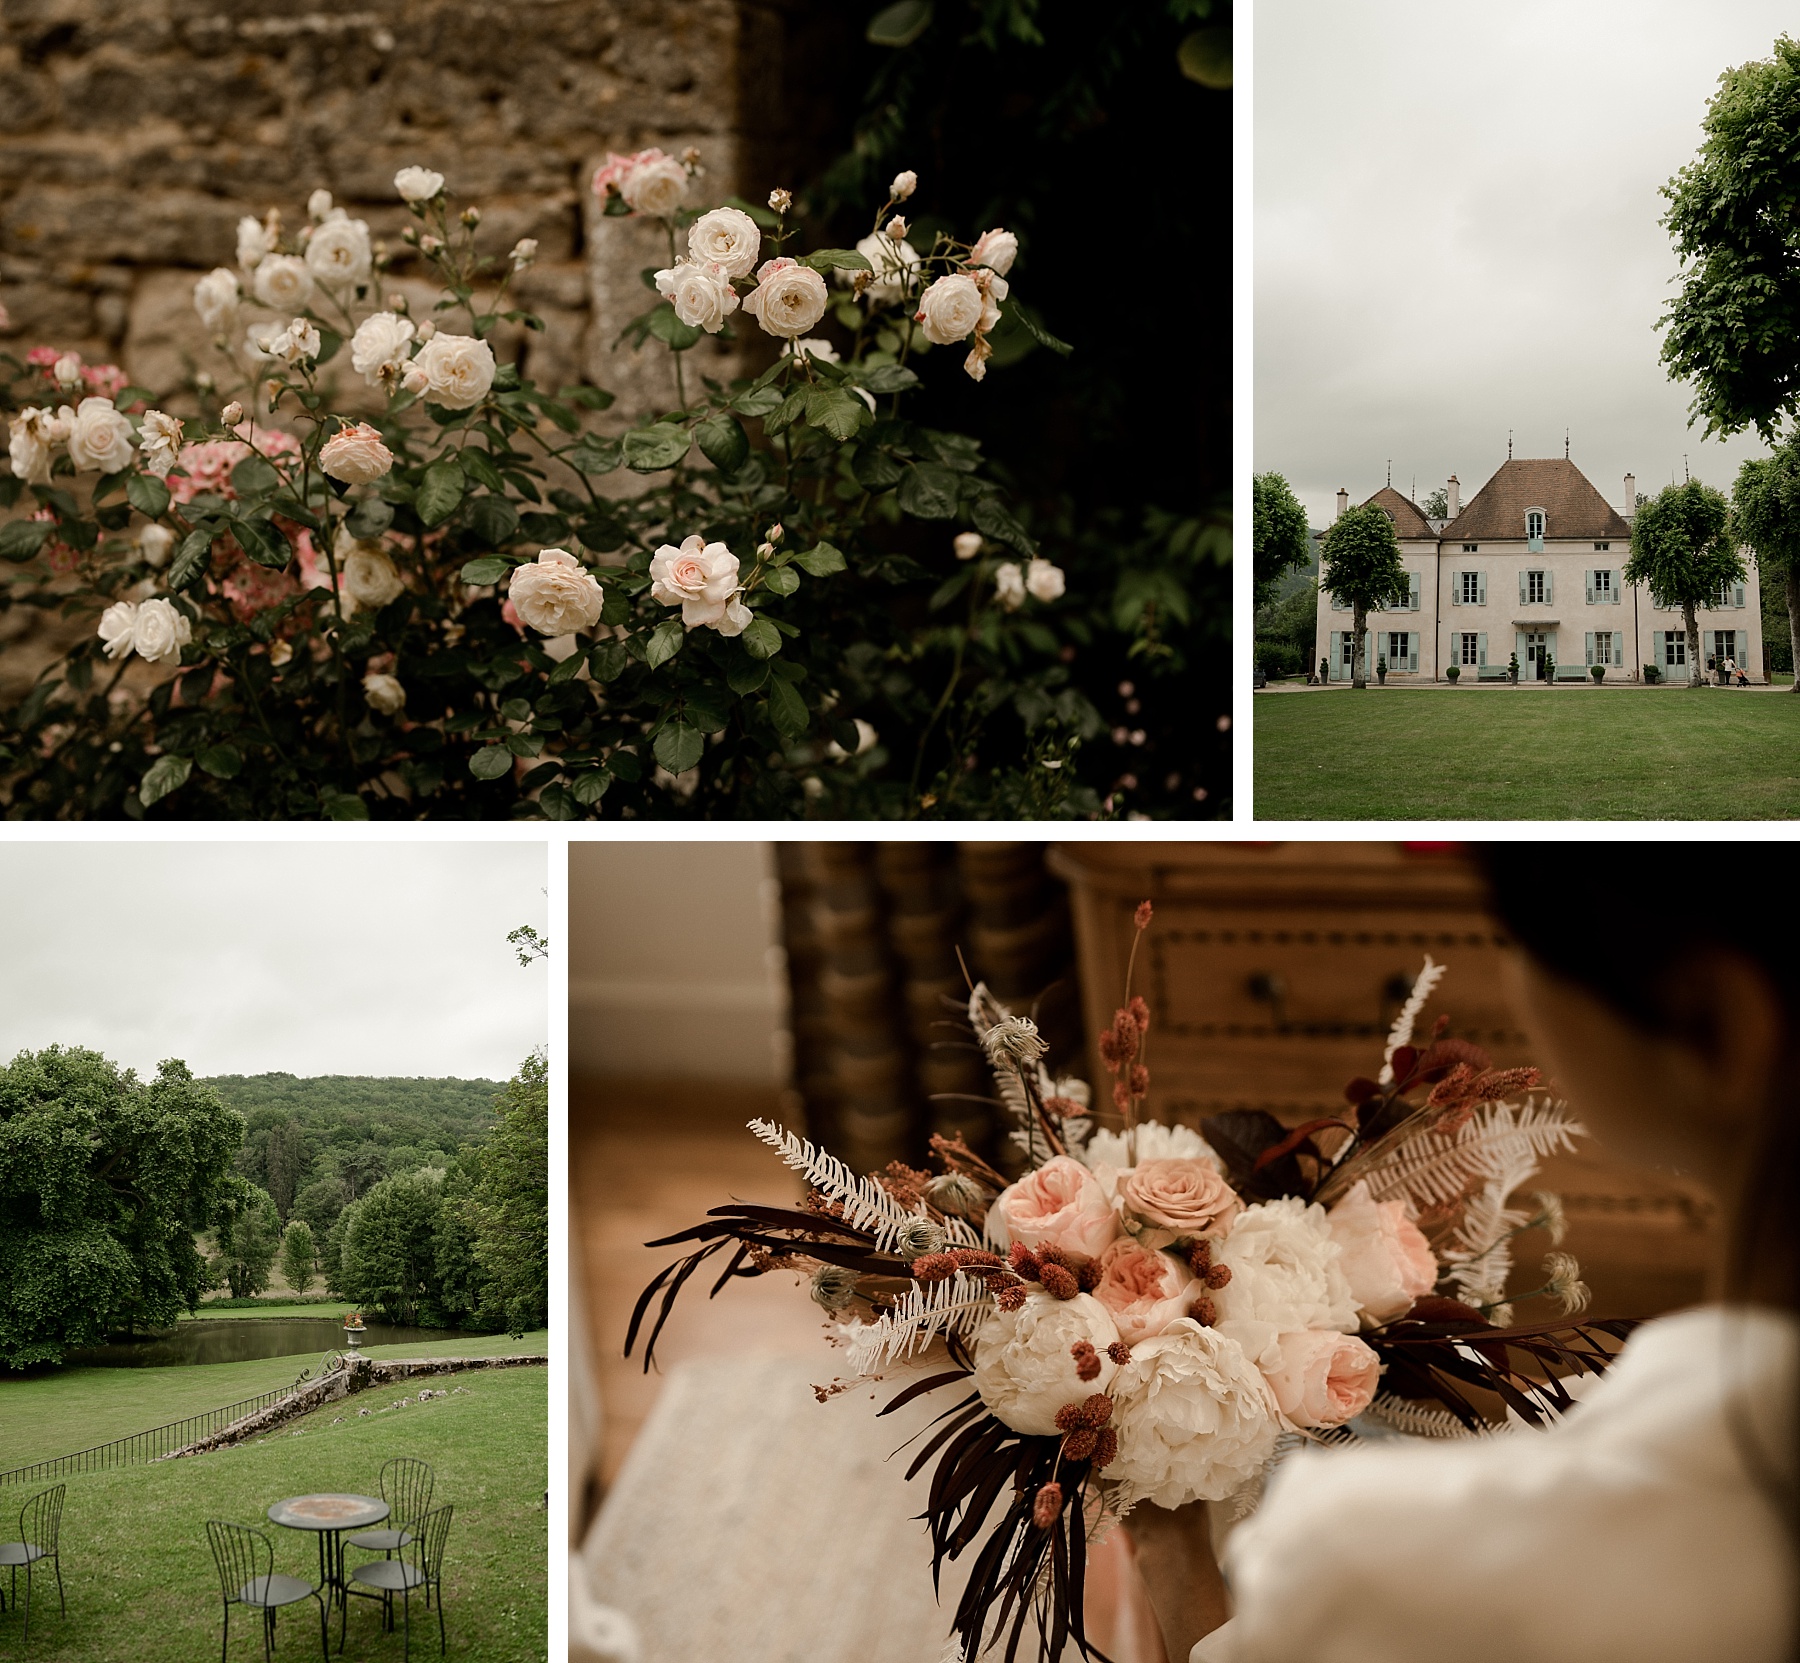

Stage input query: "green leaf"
[
  {"left": 322, "top": 791, "right": 370, "bottom": 820},
  {"left": 653, "top": 721, "right": 705, "bottom": 775},
  {"left": 345, "top": 495, "right": 394, "bottom": 538},
  {"left": 973, "top": 495, "right": 1039, "bottom": 557},
  {"left": 694, "top": 412, "right": 750, "bottom": 475},
  {"left": 727, "top": 658, "right": 770, "bottom": 695},
  {"left": 570, "top": 770, "right": 612, "bottom": 806},
  {"left": 896, "top": 462, "right": 961, "bottom": 520},
  {"left": 763, "top": 565, "right": 800, "bottom": 596},
  {"left": 469, "top": 745, "right": 514, "bottom": 781},
  {"left": 460, "top": 448, "right": 506, "bottom": 491},
  {"left": 126, "top": 472, "right": 171, "bottom": 517},
  {"left": 538, "top": 782, "right": 578, "bottom": 820},
  {"left": 851, "top": 447, "right": 905, "bottom": 491},
  {"left": 930, "top": 567, "right": 975, "bottom": 611},
  {"left": 233, "top": 515, "right": 290, "bottom": 569},
  {"left": 647, "top": 305, "right": 706, "bottom": 351},
  {"left": 742, "top": 616, "right": 782, "bottom": 659},
  {"left": 868, "top": 0, "right": 932, "bottom": 46},
  {"left": 139, "top": 754, "right": 192, "bottom": 807},
  {"left": 644, "top": 618, "right": 685, "bottom": 668},
  {"left": 197, "top": 743, "right": 243, "bottom": 779},
  {"left": 548, "top": 649, "right": 586, "bottom": 685},
  {"left": 168, "top": 527, "right": 215, "bottom": 589},
  {"left": 0, "top": 520, "right": 52, "bottom": 562},
  {"left": 568, "top": 434, "right": 623, "bottom": 477},
  {"left": 416, "top": 458, "right": 466, "bottom": 527},
  {"left": 589, "top": 642, "right": 629, "bottom": 682},
  {"left": 466, "top": 494, "right": 520, "bottom": 548},
  {"left": 684, "top": 686, "right": 732, "bottom": 732},
  {"left": 315, "top": 327, "right": 344, "bottom": 366},
  {"left": 766, "top": 676, "right": 809, "bottom": 738},
  {"left": 805, "top": 385, "right": 872, "bottom": 442},
  {"left": 733, "top": 386, "right": 785, "bottom": 419},
  {"left": 622, "top": 424, "right": 693, "bottom": 473},
  {"left": 1011, "top": 300, "right": 1073, "bottom": 357},
  {"left": 794, "top": 541, "right": 847, "bottom": 577},
  {"left": 231, "top": 455, "right": 280, "bottom": 497},
  {"left": 459, "top": 556, "right": 510, "bottom": 586},
  {"left": 802, "top": 248, "right": 874, "bottom": 274},
  {"left": 0, "top": 475, "right": 20, "bottom": 509},
  {"left": 763, "top": 389, "right": 808, "bottom": 434},
  {"left": 860, "top": 364, "right": 920, "bottom": 394}
]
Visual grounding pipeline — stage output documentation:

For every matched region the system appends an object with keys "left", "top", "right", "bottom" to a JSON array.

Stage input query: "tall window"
[
  {"left": 1718, "top": 631, "right": 1737, "bottom": 662},
  {"left": 1459, "top": 571, "right": 1481, "bottom": 604},
  {"left": 1459, "top": 633, "right": 1480, "bottom": 666},
  {"left": 1594, "top": 631, "right": 1613, "bottom": 666},
  {"left": 1663, "top": 631, "right": 1687, "bottom": 666},
  {"left": 1526, "top": 510, "right": 1545, "bottom": 538},
  {"left": 1593, "top": 569, "right": 1612, "bottom": 599},
  {"left": 1527, "top": 570, "right": 1546, "bottom": 603},
  {"left": 1387, "top": 632, "right": 1408, "bottom": 663}
]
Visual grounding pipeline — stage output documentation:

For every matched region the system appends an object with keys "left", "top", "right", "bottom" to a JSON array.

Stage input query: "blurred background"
[{"left": 570, "top": 839, "right": 1717, "bottom": 1661}]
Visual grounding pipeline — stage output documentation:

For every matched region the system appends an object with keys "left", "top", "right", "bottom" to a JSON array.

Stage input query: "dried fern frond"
[
  {"left": 845, "top": 1273, "right": 996, "bottom": 1375},
  {"left": 1364, "top": 1394, "right": 1494, "bottom": 1440},
  {"left": 1378, "top": 956, "right": 1447, "bottom": 1085},
  {"left": 1361, "top": 1098, "right": 1584, "bottom": 1213},
  {"left": 1438, "top": 1141, "right": 1539, "bottom": 1308},
  {"left": 747, "top": 1118, "right": 921, "bottom": 1253}
]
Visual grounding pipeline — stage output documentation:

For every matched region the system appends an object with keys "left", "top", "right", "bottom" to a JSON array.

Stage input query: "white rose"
[
  {"left": 8, "top": 406, "right": 63, "bottom": 485},
  {"left": 350, "top": 311, "right": 416, "bottom": 385},
  {"left": 1259, "top": 1329, "right": 1381, "bottom": 1429},
  {"left": 848, "top": 231, "right": 920, "bottom": 304},
  {"left": 138, "top": 523, "right": 176, "bottom": 568},
  {"left": 338, "top": 537, "right": 405, "bottom": 613},
  {"left": 971, "top": 1290, "right": 1119, "bottom": 1435},
  {"left": 686, "top": 206, "right": 762, "bottom": 278},
  {"left": 237, "top": 215, "right": 272, "bottom": 270},
  {"left": 915, "top": 273, "right": 985, "bottom": 345},
  {"left": 138, "top": 410, "right": 183, "bottom": 479},
  {"left": 307, "top": 188, "right": 334, "bottom": 220},
  {"left": 653, "top": 260, "right": 739, "bottom": 333},
  {"left": 1081, "top": 1121, "right": 1223, "bottom": 1173},
  {"left": 64, "top": 397, "right": 136, "bottom": 473},
  {"left": 648, "top": 535, "right": 743, "bottom": 631},
  {"left": 890, "top": 169, "right": 918, "bottom": 200},
  {"left": 1025, "top": 558, "right": 1065, "bottom": 602},
  {"left": 272, "top": 318, "right": 321, "bottom": 365},
  {"left": 621, "top": 153, "right": 689, "bottom": 218},
  {"left": 953, "top": 531, "right": 983, "bottom": 561},
  {"left": 509, "top": 237, "right": 538, "bottom": 268},
  {"left": 1326, "top": 1180, "right": 1440, "bottom": 1326},
  {"left": 395, "top": 166, "right": 445, "bottom": 202},
  {"left": 742, "top": 258, "right": 828, "bottom": 339},
  {"left": 402, "top": 332, "right": 495, "bottom": 408},
  {"left": 717, "top": 595, "right": 753, "bottom": 637},
  {"left": 1212, "top": 1197, "right": 1358, "bottom": 1377},
  {"left": 131, "top": 597, "right": 191, "bottom": 665},
  {"left": 1107, "top": 1320, "right": 1281, "bottom": 1508},
  {"left": 970, "top": 227, "right": 1019, "bottom": 277},
  {"left": 97, "top": 600, "right": 138, "bottom": 661},
  {"left": 320, "top": 422, "right": 394, "bottom": 485},
  {"left": 252, "top": 254, "right": 315, "bottom": 312},
  {"left": 52, "top": 354, "right": 82, "bottom": 390},
  {"left": 789, "top": 337, "right": 840, "bottom": 365},
  {"left": 362, "top": 672, "right": 406, "bottom": 714},
  {"left": 509, "top": 548, "right": 604, "bottom": 636},
  {"left": 994, "top": 562, "right": 1025, "bottom": 610},
  {"left": 193, "top": 267, "right": 240, "bottom": 332},
  {"left": 305, "top": 212, "right": 372, "bottom": 288}
]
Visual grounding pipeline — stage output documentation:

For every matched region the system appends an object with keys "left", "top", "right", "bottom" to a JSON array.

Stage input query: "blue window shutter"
[
  {"left": 1329, "top": 631, "right": 1339, "bottom": 679},
  {"left": 1585, "top": 570, "right": 1594, "bottom": 604},
  {"left": 1408, "top": 635, "right": 1418, "bottom": 672},
  {"left": 1478, "top": 631, "right": 1487, "bottom": 666},
  {"left": 1477, "top": 572, "right": 1485, "bottom": 605},
  {"left": 1545, "top": 570, "right": 1554, "bottom": 604},
  {"left": 1585, "top": 631, "right": 1594, "bottom": 665},
  {"left": 1735, "top": 582, "right": 1747, "bottom": 609},
  {"left": 1518, "top": 571, "right": 1526, "bottom": 604},
  {"left": 1450, "top": 571, "right": 1460, "bottom": 607},
  {"left": 1410, "top": 572, "right": 1421, "bottom": 612}
]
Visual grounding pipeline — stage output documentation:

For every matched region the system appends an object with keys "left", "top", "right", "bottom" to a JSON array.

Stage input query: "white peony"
[
  {"left": 1082, "top": 1120, "right": 1223, "bottom": 1173},
  {"left": 971, "top": 1290, "right": 1119, "bottom": 1436},
  {"left": 362, "top": 672, "right": 406, "bottom": 714},
  {"left": 64, "top": 397, "right": 136, "bottom": 473},
  {"left": 350, "top": 311, "right": 416, "bottom": 385},
  {"left": 337, "top": 535, "right": 405, "bottom": 613},
  {"left": 8, "top": 406, "right": 65, "bottom": 485},
  {"left": 403, "top": 332, "right": 495, "bottom": 408},
  {"left": 1106, "top": 1320, "right": 1281, "bottom": 1508},
  {"left": 742, "top": 258, "right": 828, "bottom": 339},
  {"left": 686, "top": 206, "right": 762, "bottom": 278},
  {"left": 1326, "top": 1180, "right": 1439, "bottom": 1327},
  {"left": 193, "top": 267, "right": 240, "bottom": 331},
  {"left": 848, "top": 231, "right": 921, "bottom": 305},
  {"left": 970, "top": 227, "right": 1019, "bottom": 277},
  {"left": 653, "top": 260, "right": 739, "bottom": 333},
  {"left": 1025, "top": 558, "right": 1065, "bottom": 603},
  {"left": 97, "top": 600, "right": 138, "bottom": 661},
  {"left": 395, "top": 166, "right": 445, "bottom": 203},
  {"left": 621, "top": 153, "right": 689, "bottom": 218},
  {"left": 305, "top": 211, "right": 372, "bottom": 288},
  {"left": 237, "top": 215, "right": 272, "bottom": 270},
  {"left": 509, "top": 548, "right": 604, "bottom": 636},
  {"left": 130, "top": 597, "right": 191, "bottom": 665},
  {"left": 138, "top": 523, "right": 176, "bottom": 568},
  {"left": 1212, "top": 1197, "right": 1358, "bottom": 1377},
  {"left": 994, "top": 562, "right": 1025, "bottom": 610},
  {"left": 138, "top": 410, "right": 183, "bottom": 479},
  {"left": 915, "top": 273, "right": 985, "bottom": 345},
  {"left": 252, "top": 254, "right": 315, "bottom": 313},
  {"left": 648, "top": 535, "right": 742, "bottom": 631},
  {"left": 319, "top": 422, "right": 394, "bottom": 485}
]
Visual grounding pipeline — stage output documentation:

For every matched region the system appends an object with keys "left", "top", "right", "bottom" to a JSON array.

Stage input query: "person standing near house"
[{"left": 1726, "top": 654, "right": 1739, "bottom": 686}]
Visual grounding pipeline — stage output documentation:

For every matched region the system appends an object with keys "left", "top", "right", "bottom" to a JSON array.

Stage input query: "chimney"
[
  {"left": 1446, "top": 474, "right": 1460, "bottom": 518},
  {"left": 1336, "top": 487, "right": 1348, "bottom": 520},
  {"left": 1623, "top": 473, "right": 1636, "bottom": 516}
]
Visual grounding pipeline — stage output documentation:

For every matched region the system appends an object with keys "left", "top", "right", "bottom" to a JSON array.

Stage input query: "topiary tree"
[
  {"left": 279, "top": 1217, "right": 316, "bottom": 1296},
  {"left": 210, "top": 1179, "right": 283, "bottom": 1298},
  {"left": 1731, "top": 440, "right": 1800, "bottom": 689},
  {"left": 1253, "top": 471, "right": 1311, "bottom": 607},
  {"left": 1623, "top": 480, "right": 1740, "bottom": 687},
  {"left": 1317, "top": 503, "right": 1408, "bottom": 689}
]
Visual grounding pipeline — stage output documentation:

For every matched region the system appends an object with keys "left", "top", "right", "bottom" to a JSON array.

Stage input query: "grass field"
[
  {"left": 4, "top": 1331, "right": 548, "bottom": 1467},
  {"left": 1254, "top": 688, "right": 1800, "bottom": 819},
  {"left": 183, "top": 1302, "right": 356, "bottom": 1320},
  {"left": 0, "top": 1363, "right": 546, "bottom": 1661}
]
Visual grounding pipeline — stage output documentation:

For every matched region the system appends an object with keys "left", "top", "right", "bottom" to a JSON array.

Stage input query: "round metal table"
[{"left": 268, "top": 1494, "right": 390, "bottom": 1611}]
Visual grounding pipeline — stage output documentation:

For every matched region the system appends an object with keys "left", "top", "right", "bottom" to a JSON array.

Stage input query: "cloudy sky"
[
  {"left": 0, "top": 842, "right": 547, "bottom": 1080},
  {"left": 1257, "top": 0, "right": 1796, "bottom": 528}
]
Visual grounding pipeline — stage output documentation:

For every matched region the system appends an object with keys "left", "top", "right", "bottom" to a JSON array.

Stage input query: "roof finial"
[
  {"left": 1508, "top": 428, "right": 1513, "bottom": 459},
  {"left": 1684, "top": 453, "right": 1690, "bottom": 483},
  {"left": 1565, "top": 427, "right": 1569, "bottom": 459},
  {"left": 1387, "top": 458, "right": 1392, "bottom": 488}
]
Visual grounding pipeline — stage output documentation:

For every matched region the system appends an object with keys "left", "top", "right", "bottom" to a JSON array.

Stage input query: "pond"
[{"left": 64, "top": 1317, "right": 473, "bottom": 1369}]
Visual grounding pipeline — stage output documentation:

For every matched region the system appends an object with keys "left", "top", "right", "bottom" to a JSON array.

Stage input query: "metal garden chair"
[
  {"left": 342, "top": 1459, "right": 434, "bottom": 1568},
  {"left": 0, "top": 1484, "right": 65, "bottom": 1641},
  {"left": 340, "top": 1504, "right": 452, "bottom": 1660},
  {"left": 206, "top": 1519, "right": 328, "bottom": 1663}
]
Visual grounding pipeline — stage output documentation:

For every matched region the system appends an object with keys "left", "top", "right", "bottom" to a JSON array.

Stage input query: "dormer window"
[{"left": 1525, "top": 510, "right": 1545, "bottom": 538}]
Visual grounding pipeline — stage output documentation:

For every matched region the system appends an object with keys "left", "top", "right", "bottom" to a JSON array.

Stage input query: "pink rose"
[
  {"left": 1117, "top": 1158, "right": 1242, "bottom": 1249},
  {"left": 1092, "top": 1238, "right": 1203, "bottom": 1344},
  {"left": 992, "top": 1155, "right": 1121, "bottom": 1263},
  {"left": 1261, "top": 1329, "right": 1380, "bottom": 1427},
  {"left": 319, "top": 422, "right": 394, "bottom": 485},
  {"left": 1327, "top": 1180, "right": 1439, "bottom": 1325}
]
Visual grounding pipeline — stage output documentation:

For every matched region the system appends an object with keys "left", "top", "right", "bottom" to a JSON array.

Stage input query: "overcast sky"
[
  {"left": 1256, "top": 0, "right": 1796, "bottom": 529},
  {"left": 0, "top": 843, "right": 547, "bottom": 1080}
]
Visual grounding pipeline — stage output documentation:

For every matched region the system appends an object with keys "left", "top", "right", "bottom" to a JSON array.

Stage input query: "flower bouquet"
[{"left": 629, "top": 907, "right": 1633, "bottom": 1661}]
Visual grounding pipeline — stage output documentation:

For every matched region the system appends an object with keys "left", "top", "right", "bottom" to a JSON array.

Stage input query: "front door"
[{"left": 1522, "top": 631, "right": 1547, "bottom": 681}]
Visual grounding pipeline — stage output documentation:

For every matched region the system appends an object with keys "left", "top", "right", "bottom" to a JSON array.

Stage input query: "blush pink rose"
[
  {"left": 1260, "top": 1329, "right": 1381, "bottom": 1428},
  {"left": 1092, "top": 1238, "right": 1203, "bottom": 1344},
  {"left": 992, "top": 1155, "right": 1121, "bottom": 1263},
  {"left": 1117, "top": 1158, "right": 1243, "bottom": 1249},
  {"left": 1327, "top": 1179, "right": 1439, "bottom": 1325},
  {"left": 319, "top": 421, "right": 394, "bottom": 485}
]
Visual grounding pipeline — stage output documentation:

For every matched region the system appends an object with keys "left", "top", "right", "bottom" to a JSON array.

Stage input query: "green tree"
[
  {"left": 458, "top": 1053, "right": 549, "bottom": 1336},
  {"left": 280, "top": 1218, "right": 317, "bottom": 1296},
  {"left": 1660, "top": 36, "right": 1800, "bottom": 440},
  {"left": 1318, "top": 503, "right": 1409, "bottom": 689},
  {"left": 1731, "top": 441, "right": 1800, "bottom": 688},
  {"left": 337, "top": 1170, "right": 444, "bottom": 1325},
  {"left": 1623, "top": 480, "right": 1741, "bottom": 687},
  {"left": 1253, "top": 472, "right": 1312, "bottom": 607},
  {"left": 0, "top": 1048, "right": 242, "bottom": 1366},
  {"left": 1421, "top": 487, "right": 1449, "bottom": 519},
  {"left": 210, "top": 1179, "right": 283, "bottom": 1298},
  {"left": 263, "top": 1118, "right": 310, "bottom": 1221},
  {"left": 1254, "top": 580, "right": 1319, "bottom": 680},
  {"left": 293, "top": 1174, "right": 347, "bottom": 1244}
]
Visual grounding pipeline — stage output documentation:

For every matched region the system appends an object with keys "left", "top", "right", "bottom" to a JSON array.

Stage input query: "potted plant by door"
[
  {"left": 1508, "top": 652, "right": 1520, "bottom": 684},
  {"left": 1318, "top": 657, "right": 1329, "bottom": 686},
  {"left": 1445, "top": 664, "right": 1461, "bottom": 684},
  {"left": 1591, "top": 664, "right": 1606, "bottom": 684},
  {"left": 1376, "top": 655, "right": 1388, "bottom": 686},
  {"left": 1645, "top": 662, "right": 1661, "bottom": 684},
  {"left": 1542, "top": 650, "right": 1556, "bottom": 684}
]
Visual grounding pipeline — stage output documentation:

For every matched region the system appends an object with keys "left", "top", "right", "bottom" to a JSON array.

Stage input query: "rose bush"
[{"left": 0, "top": 160, "right": 1092, "bottom": 819}]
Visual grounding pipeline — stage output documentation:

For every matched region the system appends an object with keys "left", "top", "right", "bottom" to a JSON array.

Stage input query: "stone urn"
[{"left": 343, "top": 1312, "right": 366, "bottom": 1351}]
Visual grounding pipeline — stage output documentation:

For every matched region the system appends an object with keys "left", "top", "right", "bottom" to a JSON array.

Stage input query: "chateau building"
[{"left": 1313, "top": 456, "right": 1762, "bottom": 682}]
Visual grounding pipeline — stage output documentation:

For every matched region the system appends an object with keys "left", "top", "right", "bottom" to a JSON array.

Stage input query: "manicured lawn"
[
  {"left": 0, "top": 1363, "right": 546, "bottom": 1661},
  {"left": 1254, "top": 687, "right": 1800, "bottom": 819},
  {"left": 4, "top": 1332, "right": 548, "bottom": 1467},
  {"left": 184, "top": 1302, "right": 355, "bottom": 1320}
]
